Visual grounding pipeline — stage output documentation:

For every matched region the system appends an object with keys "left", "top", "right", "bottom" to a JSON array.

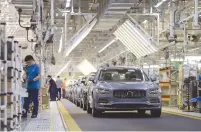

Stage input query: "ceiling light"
[
  {"left": 142, "top": 20, "right": 148, "bottom": 24},
  {"left": 143, "top": 65, "right": 160, "bottom": 68},
  {"left": 171, "top": 58, "right": 183, "bottom": 62},
  {"left": 66, "top": 0, "right": 71, "bottom": 8},
  {"left": 154, "top": 0, "right": 167, "bottom": 8},
  {"left": 77, "top": 59, "right": 97, "bottom": 75},
  {"left": 98, "top": 38, "right": 118, "bottom": 53},
  {"left": 187, "top": 47, "right": 200, "bottom": 52},
  {"left": 58, "top": 35, "right": 63, "bottom": 53},
  {"left": 56, "top": 60, "right": 71, "bottom": 77}
]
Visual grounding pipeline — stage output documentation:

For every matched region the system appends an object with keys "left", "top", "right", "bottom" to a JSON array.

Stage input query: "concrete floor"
[{"left": 62, "top": 99, "right": 201, "bottom": 131}]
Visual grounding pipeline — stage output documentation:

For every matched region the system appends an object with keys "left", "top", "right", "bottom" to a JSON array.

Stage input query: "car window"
[
  {"left": 99, "top": 68, "right": 144, "bottom": 82},
  {"left": 143, "top": 72, "right": 149, "bottom": 81}
]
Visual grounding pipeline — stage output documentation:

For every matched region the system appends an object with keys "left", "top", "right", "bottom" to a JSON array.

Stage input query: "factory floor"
[
  {"left": 21, "top": 99, "right": 201, "bottom": 131},
  {"left": 20, "top": 102, "right": 66, "bottom": 131}
]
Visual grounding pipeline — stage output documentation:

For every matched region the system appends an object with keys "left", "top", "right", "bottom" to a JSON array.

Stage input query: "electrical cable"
[{"left": 17, "top": 8, "right": 31, "bottom": 29}]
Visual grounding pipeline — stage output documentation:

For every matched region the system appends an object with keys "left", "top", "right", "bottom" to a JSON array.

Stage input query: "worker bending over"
[
  {"left": 22, "top": 55, "right": 40, "bottom": 118},
  {"left": 47, "top": 75, "right": 57, "bottom": 101}
]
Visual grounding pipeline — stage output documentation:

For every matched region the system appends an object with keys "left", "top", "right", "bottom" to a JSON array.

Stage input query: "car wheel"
[
  {"left": 83, "top": 100, "right": 87, "bottom": 111},
  {"left": 75, "top": 99, "right": 77, "bottom": 105},
  {"left": 80, "top": 100, "right": 83, "bottom": 108},
  {"left": 87, "top": 101, "right": 92, "bottom": 114},
  {"left": 92, "top": 100, "right": 101, "bottom": 117},
  {"left": 137, "top": 110, "right": 146, "bottom": 115},
  {"left": 76, "top": 100, "right": 80, "bottom": 107},
  {"left": 150, "top": 109, "right": 161, "bottom": 117}
]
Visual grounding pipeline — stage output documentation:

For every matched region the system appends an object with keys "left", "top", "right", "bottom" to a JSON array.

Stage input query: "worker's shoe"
[{"left": 31, "top": 115, "right": 37, "bottom": 118}]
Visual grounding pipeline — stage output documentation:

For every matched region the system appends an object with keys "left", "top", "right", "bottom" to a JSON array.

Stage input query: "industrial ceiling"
[{"left": 0, "top": 0, "right": 201, "bottom": 76}]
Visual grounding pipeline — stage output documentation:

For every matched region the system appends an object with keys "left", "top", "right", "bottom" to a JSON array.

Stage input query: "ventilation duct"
[
  {"left": 65, "top": 17, "right": 97, "bottom": 56},
  {"left": 114, "top": 19, "right": 158, "bottom": 58}
]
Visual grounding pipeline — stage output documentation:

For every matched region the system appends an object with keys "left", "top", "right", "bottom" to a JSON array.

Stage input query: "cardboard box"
[
  {"left": 42, "top": 88, "right": 48, "bottom": 95},
  {"left": 42, "top": 95, "right": 49, "bottom": 105}
]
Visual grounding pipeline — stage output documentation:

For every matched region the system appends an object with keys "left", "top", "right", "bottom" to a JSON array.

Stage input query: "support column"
[
  {"left": 51, "top": 0, "right": 54, "bottom": 26},
  {"left": 71, "top": 0, "right": 74, "bottom": 13},
  {"left": 64, "top": 13, "right": 68, "bottom": 51},
  {"left": 183, "top": 24, "right": 187, "bottom": 60},
  {"left": 193, "top": 0, "right": 200, "bottom": 29},
  {"left": 169, "top": 0, "right": 175, "bottom": 41},
  {"left": 150, "top": 0, "right": 153, "bottom": 13}
]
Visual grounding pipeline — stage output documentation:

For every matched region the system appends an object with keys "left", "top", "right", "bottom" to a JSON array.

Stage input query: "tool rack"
[{"left": 0, "top": 23, "right": 24, "bottom": 131}]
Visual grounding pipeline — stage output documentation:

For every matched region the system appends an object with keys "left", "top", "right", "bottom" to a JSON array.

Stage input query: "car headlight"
[
  {"left": 95, "top": 88, "right": 110, "bottom": 94},
  {"left": 149, "top": 88, "right": 160, "bottom": 94}
]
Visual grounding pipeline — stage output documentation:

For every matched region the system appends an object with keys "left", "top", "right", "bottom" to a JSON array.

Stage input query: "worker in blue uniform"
[
  {"left": 22, "top": 55, "right": 40, "bottom": 118},
  {"left": 198, "top": 73, "right": 201, "bottom": 81}
]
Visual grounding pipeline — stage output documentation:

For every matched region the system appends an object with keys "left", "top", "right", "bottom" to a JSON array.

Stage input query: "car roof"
[{"left": 99, "top": 67, "right": 141, "bottom": 71}]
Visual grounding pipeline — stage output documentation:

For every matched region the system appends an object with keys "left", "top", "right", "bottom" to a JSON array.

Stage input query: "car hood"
[{"left": 97, "top": 81, "right": 156, "bottom": 90}]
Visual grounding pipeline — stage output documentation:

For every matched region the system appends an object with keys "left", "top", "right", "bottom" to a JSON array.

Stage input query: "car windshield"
[{"left": 99, "top": 68, "right": 144, "bottom": 82}]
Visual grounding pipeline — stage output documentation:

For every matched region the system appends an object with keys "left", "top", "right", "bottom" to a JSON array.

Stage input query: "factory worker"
[
  {"left": 56, "top": 76, "right": 63, "bottom": 100},
  {"left": 47, "top": 75, "right": 57, "bottom": 101},
  {"left": 22, "top": 55, "right": 40, "bottom": 118},
  {"left": 61, "top": 78, "right": 67, "bottom": 98}
]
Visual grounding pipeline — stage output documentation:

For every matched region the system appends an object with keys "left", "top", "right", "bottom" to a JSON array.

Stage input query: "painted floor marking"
[
  {"left": 162, "top": 110, "right": 201, "bottom": 120},
  {"left": 57, "top": 101, "right": 82, "bottom": 131},
  {"left": 106, "top": 110, "right": 201, "bottom": 120}
]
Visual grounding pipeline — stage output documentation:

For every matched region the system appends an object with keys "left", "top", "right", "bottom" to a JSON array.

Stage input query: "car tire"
[
  {"left": 80, "top": 100, "right": 83, "bottom": 108},
  {"left": 92, "top": 107, "right": 101, "bottom": 117},
  {"left": 92, "top": 100, "right": 101, "bottom": 117},
  {"left": 76, "top": 101, "right": 80, "bottom": 107},
  {"left": 151, "top": 109, "right": 161, "bottom": 117},
  {"left": 83, "top": 101, "right": 87, "bottom": 111},
  {"left": 75, "top": 100, "right": 77, "bottom": 105},
  {"left": 87, "top": 101, "right": 92, "bottom": 114},
  {"left": 137, "top": 110, "right": 146, "bottom": 115}
]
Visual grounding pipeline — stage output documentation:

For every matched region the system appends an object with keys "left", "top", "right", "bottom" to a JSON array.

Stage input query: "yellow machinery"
[
  {"left": 159, "top": 65, "right": 179, "bottom": 107},
  {"left": 42, "top": 87, "right": 49, "bottom": 109}
]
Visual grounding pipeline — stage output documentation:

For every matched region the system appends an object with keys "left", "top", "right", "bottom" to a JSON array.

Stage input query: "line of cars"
[{"left": 65, "top": 67, "right": 162, "bottom": 118}]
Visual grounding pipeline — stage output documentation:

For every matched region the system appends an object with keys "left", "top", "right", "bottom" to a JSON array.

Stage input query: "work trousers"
[
  {"left": 57, "top": 88, "right": 61, "bottom": 100},
  {"left": 62, "top": 89, "right": 66, "bottom": 98},
  {"left": 24, "top": 89, "right": 39, "bottom": 116}
]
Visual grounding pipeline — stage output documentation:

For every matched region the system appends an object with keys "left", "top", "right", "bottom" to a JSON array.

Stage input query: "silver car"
[{"left": 87, "top": 67, "right": 162, "bottom": 117}]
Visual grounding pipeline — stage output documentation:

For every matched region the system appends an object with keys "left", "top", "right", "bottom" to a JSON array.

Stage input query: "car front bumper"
[
  {"left": 94, "top": 95, "right": 161, "bottom": 111},
  {"left": 96, "top": 102, "right": 161, "bottom": 111}
]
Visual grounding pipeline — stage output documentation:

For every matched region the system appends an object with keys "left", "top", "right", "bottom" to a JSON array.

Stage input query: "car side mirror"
[
  {"left": 91, "top": 79, "right": 97, "bottom": 84},
  {"left": 150, "top": 75, "right": 157, "bottom": 82}
]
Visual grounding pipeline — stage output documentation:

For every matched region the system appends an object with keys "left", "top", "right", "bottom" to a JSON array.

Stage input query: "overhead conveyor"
[{"left": 114, "top": 18, "right": 158, "bottom": 59}]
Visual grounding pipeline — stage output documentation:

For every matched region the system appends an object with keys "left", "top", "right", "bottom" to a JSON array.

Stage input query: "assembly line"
[
  {"left": 57, "top": 66, "right": 201, "bottom": 131},
  {"left": 60, "top": 99, "right": 201, "bottom": 131},
  {"left": 2, "top": 0, "right": 201, "bottom": 131}
]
